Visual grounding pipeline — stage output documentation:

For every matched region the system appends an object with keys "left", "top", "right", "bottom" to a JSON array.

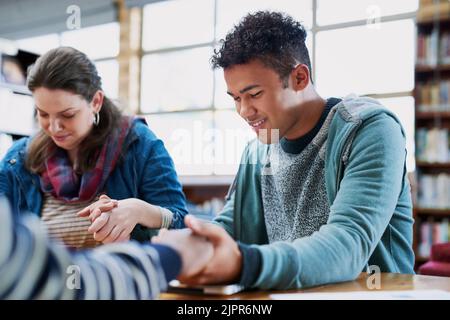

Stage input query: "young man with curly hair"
[{"left": 154, "top": 10, "right": 415, "bottom": 290}]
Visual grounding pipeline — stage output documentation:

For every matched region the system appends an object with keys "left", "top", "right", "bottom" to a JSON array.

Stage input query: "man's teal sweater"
[{"left": 214, "top": 95, "right": 415, "bottom": 290}]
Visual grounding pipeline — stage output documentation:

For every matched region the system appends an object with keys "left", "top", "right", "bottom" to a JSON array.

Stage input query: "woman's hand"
[
  {"left": 77, "top": 194, "right": 118, "bottom": 222},
  {"left": 77, "top": 196, "right": 163, "bottom": 244},
  {"left": 87, "top": 199, "right": 139, "bottom": 243}
]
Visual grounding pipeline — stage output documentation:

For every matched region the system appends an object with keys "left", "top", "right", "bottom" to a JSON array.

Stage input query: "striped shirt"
[
  {"left": 41, "top": 193, "right": 100, "bottom": 249},
  {"left": 0, "top": 197, "right": 181, "bottom": 300}
]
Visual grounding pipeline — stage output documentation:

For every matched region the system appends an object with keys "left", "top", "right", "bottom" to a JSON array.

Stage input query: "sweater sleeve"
[
  {"left": 253, "top": 114, "right": 408, "bottom": 289},
  {"left": 237, "top": 242, "right": 262, "bottom": 287},
  {"left": 212, "top": 190, "right": 236, "bottom": 237}
]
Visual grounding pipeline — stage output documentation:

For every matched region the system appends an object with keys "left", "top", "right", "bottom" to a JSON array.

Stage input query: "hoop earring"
[{"left": 93, "top": 112, "right": 100, "bottom": 126}]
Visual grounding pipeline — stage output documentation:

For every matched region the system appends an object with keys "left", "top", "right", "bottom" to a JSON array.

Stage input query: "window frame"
[
  {"left": 139, "top": 0, "right": 419, "bottom": 174},
  {"left": 15, "top": 22, "right": 120, "bottom": 99}
]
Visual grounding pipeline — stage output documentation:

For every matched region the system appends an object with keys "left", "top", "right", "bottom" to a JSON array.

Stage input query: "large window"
[
  {"left": 142, "top": 0, "right": 215, "bottom": 51},
  {"left": 141, "top": 0, "right": 312, "bottom": 175},
  {"left": 141, "top": 47, "right": 213, "bottom": 113},
  {"left": 316, "top": 0, "right": 418, "bottom": 25},
  {"left": 315, "top": 20, "right": 415, "bottom": 97},
  {"left": 15, "top": 1, "right": 418, "bottom": 176},
  {"left": 315, "top": 0, "right": 418, "bottom": 171},
  {"left": 15, "top": 23, "right": 119, "bottom": 99},
  {"left": 141, "top": 0, "right": 418, "bottom": 175}
]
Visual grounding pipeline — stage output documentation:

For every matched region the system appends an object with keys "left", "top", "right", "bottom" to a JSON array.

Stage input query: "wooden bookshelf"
[
  {"left": 179, "top": 175, "right": 234, "bottom": 187},
  {"left": 417, "top": 2, "right": 450, "bottom": 25},
  {"left": 414, "top": 0, "right": 450, "bottom": 270},
  {"left": 415, "top": 208, "right": 450, "bottom": 216},
  {"left": 180, "top": 175, "right": 232, "bottom": 205},
  {"left": 416, "top": 111, "right": 450, "bottom": 119},
  {"left": 417, "top": 16, "right": 450, "bottom": 27},
  {"left": 415, "top": 63, "right": 450, "bottom": 73},
  {"left": 416, "top": 161, "right": 450, "bottom": 168},
  {"left": 415, "top": 256, "right": 430, "bottom": 263}
]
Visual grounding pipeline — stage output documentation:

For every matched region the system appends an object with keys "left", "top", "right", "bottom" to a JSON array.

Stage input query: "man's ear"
[
  {"left": 91, "top": 90, "right": 104, "bottom": 113},
  {"left": 291, "top": 64, "right": 310, "bottom": 91}
]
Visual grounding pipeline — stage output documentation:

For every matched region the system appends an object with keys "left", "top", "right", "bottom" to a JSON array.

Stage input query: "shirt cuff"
[
  {"left": 150, "top": 243, "right": 182, "bottom": 282},
  {"left": 237, "top": 242, "right": 262, "bottom": 288}
]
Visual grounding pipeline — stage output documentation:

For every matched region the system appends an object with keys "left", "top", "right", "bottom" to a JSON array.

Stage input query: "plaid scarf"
[{"left": 40, "top": 116, "right": 135, "bottom": 203}]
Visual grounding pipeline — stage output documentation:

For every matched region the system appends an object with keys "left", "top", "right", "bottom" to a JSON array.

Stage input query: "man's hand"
[
  {"left": 175, "top": 215, "right": 242, "bottom": 285},
  {"left": 152, "top": 228, "right": 213, "bottom": 279}
]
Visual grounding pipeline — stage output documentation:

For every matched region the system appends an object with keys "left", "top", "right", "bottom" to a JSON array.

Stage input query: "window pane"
[
  {"left": 317, "top": 0, "right": 418, "bottom": 25},
  {"left": 213, "top": 110, "right": 255, "bottom": 175},
  {"left": 15, "top": 34, "right": 59, "bottom": 55},
  {"left": 141, "top": 47, "right": 214, "bottom": 112},
  {"left": 0, "top": 88, "right": 35, "bottom": 136},
  {"left": 216, "top": 0, "right": 312, "bottom": 41},
  {"left": 142, "top": 0, "right": 214, "bottom": 51},
  {"left": 315, "top": 20, "right": 415, "bottom": 97},
  {"left": 377, "top": 96, "right": 415, "bottom": 172},
  {"left": 144, "top": 111, "right": 214, "bottom": 175},
  {"left": 95, "top": 60, "right": 118, "bottom": 99},
  {"left": 214, "top": 69, "right": 233, "bottom": 110},
  {"left": 0, "top": 133, "right": 13, "bottom": 160},
  {"left": 61, "top": 23, "right": 119, "bottom": 60}
]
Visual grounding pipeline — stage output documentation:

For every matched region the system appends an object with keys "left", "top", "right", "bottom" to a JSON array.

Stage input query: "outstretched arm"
[{"left": 0, "top": 198, "right": 212, "bottom": 299}]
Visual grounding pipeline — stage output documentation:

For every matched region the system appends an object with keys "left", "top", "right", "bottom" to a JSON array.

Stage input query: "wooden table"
[{"left": 160, "top": 273, "right": 450, "bottom": 300}]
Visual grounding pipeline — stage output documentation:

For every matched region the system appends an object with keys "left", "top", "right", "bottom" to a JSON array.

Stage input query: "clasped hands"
[
  {"left": 77, "top": 195, "right": 139, "bottom": 243},
  {"left": 76, "top": 195, "right": 242, "bottom": 285}
]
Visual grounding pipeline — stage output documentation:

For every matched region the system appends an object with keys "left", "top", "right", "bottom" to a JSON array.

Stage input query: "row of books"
[
  {"left": 441, "top": 32, "right": 450, "bottom": 65},
  {"left": 416, "top": 128, "right": 450, "bottom": 163},
  {"left": 417, "top": 219, "right": 450, "bottom": 258},
  {"left": 416, "top": 81, "right": 450, "bottom": 111},
  {"left": 417, "top": 31, "right": 450, "bottom": 66},
  {"left": 417, "top": 173, "right": 450, "bottom": 209}
]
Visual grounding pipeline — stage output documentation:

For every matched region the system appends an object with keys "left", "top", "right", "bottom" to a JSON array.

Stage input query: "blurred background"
[{"left": 0, "top": 0, "right": 448, "bottom": 271}]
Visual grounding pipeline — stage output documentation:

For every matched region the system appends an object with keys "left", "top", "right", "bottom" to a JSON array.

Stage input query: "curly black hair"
[{"left": 211, "top": 11, "right": 312, "bottom": 87}]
